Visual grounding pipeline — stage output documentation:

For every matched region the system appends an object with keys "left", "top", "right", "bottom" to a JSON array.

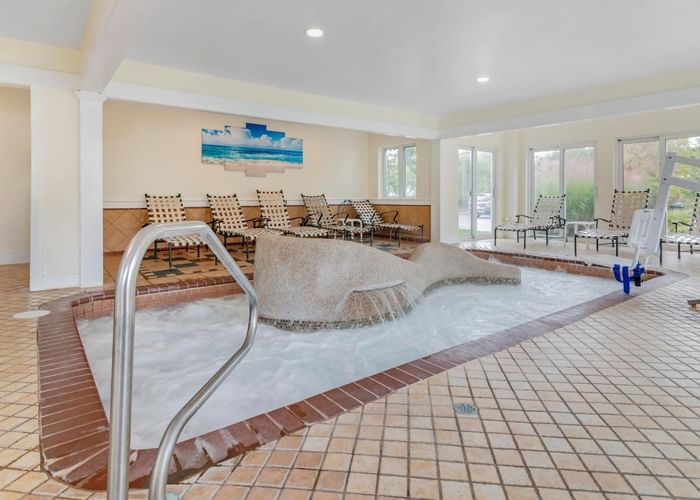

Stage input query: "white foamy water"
[{"left": 77, "top": 268, "right": 618, "bottom": 448}]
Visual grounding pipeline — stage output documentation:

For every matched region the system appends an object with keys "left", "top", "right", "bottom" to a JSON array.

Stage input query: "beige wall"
[
  {"left": 367, "top": 134, "right": 431, "bottom": 200},
  {"left": 0, "top": 86, "right": 30, "bottom": 264},
  {"left": 30, "top": 86, "right": 80, "bottom": 289},
  {"left": 103, "top": 100, "right": 371, "bottom": 203},
  {"left": 454, "top": 104, "right": 700, "bottom": 240}
]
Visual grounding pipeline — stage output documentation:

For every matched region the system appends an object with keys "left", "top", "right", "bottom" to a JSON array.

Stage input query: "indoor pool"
[{"left": 77, "top": 267, "right": 618, "bottom": 448}]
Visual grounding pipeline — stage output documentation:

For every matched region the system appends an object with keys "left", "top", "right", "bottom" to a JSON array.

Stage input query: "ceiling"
[
  {"left": 0, "top": 0, "right": 92, "bottom": 48},
  {"left": 2, "top": 0, "right": 700, "bottom": 116}
]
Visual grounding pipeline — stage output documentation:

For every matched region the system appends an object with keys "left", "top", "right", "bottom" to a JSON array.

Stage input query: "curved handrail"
[{"left": 106, "top": 221, "right": 258, "bottom": 500}]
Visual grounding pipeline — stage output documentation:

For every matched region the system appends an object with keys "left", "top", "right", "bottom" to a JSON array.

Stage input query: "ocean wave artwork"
[{"left": 202, "top": 123, "right": 303, "bottom": 174}]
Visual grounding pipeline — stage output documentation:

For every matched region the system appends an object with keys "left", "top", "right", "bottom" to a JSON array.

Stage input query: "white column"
[{"left": 76, "top": 91, "right": 106, "bottom": 288}]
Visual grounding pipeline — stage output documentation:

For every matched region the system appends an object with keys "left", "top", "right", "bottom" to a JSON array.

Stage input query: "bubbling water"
[{"left": 336, "top": 281, "right": 422, "bottom": 324}]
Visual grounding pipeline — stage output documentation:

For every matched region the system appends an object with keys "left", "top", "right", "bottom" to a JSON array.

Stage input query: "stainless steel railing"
[{"left": 106, "top": 221, "right": 258, "bottom": 500}]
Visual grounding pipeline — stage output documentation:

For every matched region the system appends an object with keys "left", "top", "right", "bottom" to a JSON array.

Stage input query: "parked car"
[
  {"left": 670, "top": 201, "right": 685, "bottom": 209},
  {"left": 477, "top": 193, "right": 491, "bottom": 218}
]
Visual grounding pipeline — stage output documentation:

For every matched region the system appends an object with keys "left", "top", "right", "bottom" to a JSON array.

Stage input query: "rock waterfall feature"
[{"left": 253, "top": 236, "right": 521, "bottom": 331}]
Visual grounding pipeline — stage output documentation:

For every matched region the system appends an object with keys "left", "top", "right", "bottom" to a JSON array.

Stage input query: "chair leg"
[
  {"left": 397, "top": 228, "right": 401, "bottom": 247},
  {"left": 678, "top": 242, "right": 682, "bottom": 259},
  {"left": 532, "top": 229, "right": 536, "bottom": 241},
  {"left": 545, "top": 229, "right": 549, "bottom": 246},
  {"left": 493, "top": 228, "right": 498, "bottom": 247},
  {"left": 614, "top": 238, "right": 619, "bottom": 257},
  {"left": 523, "top": 230, "right": 527, "bottom": 250},
  {"left": 197, "top": 245, "right": 201, "bottom": 258},
  {"left": 574, "top": 234, "right": 578, "bottom": 257},
  {"left": 516, "top": 231, "right": 520, "bottom": 243},
  {"left": 224, "top": 235, "right": 228, "bottom": 248},
  {"left": 596, "top": 238, "right": 599, "bottom": 252},
  {"left": 659, "top": 239, "right": 663, "bottom": 266},
  {"left": 154, "top": 240, "right": 158, "bottom": 257},
  {"left": 168, "top": 244, "right": 173, "bottom": 270},
  {"left": 691, "top": 244, "right": 695, "bottom": 255}
]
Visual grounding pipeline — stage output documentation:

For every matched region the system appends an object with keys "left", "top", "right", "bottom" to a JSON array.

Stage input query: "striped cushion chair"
[
  {"left": 256, "top": 190, "right": 329, "bottom": 238},
  {"left": 350, "top": 199, "right": 424, "bottom": 247},
  {"left": 660, "top": 192, "right": 700, "bottom": 264},
  {"left": 144, "top": 193, "right": 206, "bottom": 269},
  {"left": 207, "top": 194, "right": 280, "bottom": 261},
  {"left": 494, "top": 195, "right": 566, "bottom": 250},
  {"left": 575, "top": 189, "right": 649, "bottom": 257},
  {"left": 301, "top": 194, "right": 371, "bottom": 241}
]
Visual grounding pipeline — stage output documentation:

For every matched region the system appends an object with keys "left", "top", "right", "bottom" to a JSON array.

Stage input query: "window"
[
  {"left": 530, "top": 145, "right": 595, "bottom": 221},
  {"left": 382, "top": 145, "right": 417, "bottom": 198},
  {"left": 620, "top": 138, "right": 661, "bottom": 206},
  {"left": 619, "top": 134, "right": 700, "bottom": 227}
]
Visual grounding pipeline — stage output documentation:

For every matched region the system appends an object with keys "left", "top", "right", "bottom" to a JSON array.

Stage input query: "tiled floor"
[{"left": 2, "top": 238, "right": 700, "bottom": 498}]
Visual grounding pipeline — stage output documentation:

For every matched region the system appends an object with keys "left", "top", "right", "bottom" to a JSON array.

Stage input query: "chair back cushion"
[
  {"left": 207, "top": 194, "right": 247, "bottom": 231},
  {"left": 302, "top": 194, "right": 335, "bottom": 226},
  {"left": 257, "top": 190, "right": 291, "bottom": 230},
  {"left": 351, "top": 200, "right": 382, "bottom": 226},
  {"left": 145, "top": 194, "right": 187, "bottom": 224},
  {"left": 610, "top": 190, "right": 650, "bottom": 229}
]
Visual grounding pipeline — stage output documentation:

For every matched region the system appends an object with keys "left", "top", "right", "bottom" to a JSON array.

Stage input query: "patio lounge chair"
[
  {"left": 574, "top": 189, "right": 649, "bottom": 257},
  {"left": 494, "top": 194, "right": 566, "bottom": 250},
  {"left": 659, "top": 192, "right": 700, "bottom": 264},
  {"left": 349, "top": 199, "right": 424, "bottom": 246},
  {"left": 207, "top": 194, "right": 279, "bottom": 261},
  {"left": 145, "top": 193, "right": 206, "bottom": 269},
  {"left": 256, "top": 190, "right": 329, "bottom": 238},
  {"left": 301, "top": 194, "right": 370, "bottom": 241}
]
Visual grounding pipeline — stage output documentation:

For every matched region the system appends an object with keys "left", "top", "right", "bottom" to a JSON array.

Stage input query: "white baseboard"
[
  {"left": 0, "top": 250, "right": 29, "bottom": 265},
  {"left": 29, "top": 274, "right": 80, "bottom": 292}
]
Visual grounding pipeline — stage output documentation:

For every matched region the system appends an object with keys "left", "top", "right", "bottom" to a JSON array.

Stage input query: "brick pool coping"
[{"left": 36, "top": 252, "right": 683, "bottom": 489}]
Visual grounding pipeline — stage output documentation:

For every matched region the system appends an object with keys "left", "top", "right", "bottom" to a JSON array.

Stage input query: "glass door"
[{"left": 458, "top": 147, "right": 495, "bottom": 239}]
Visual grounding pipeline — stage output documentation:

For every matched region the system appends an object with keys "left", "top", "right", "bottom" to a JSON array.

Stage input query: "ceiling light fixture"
[
  {"left": 306, "top": 28, "right": 324, "bottom": 38},
  {"left": 476, "top": 76, "right": 490, "bottom": 83}
]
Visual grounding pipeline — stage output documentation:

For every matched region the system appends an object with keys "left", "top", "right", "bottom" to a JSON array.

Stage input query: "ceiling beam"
[{"left": 78, "top": 0, "right": 158, "bottom": 92}]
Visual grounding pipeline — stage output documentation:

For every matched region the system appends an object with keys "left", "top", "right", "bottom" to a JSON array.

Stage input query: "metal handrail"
[{"left": 106, "top": 221, "right": 258, "bottom": 500}]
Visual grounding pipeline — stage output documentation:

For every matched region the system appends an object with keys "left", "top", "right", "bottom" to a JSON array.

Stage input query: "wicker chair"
[
  {"left": 349, "top": 199, "right": 423, "bottom": 246},
  {"left": 301, "top": 194, "right": 370, "bottom": 241},
  {"left": 144, "top": 193, "right": 206, "bottom": 269},
  {"left": 207, "top": 194, "right": 280, "bottom": 261},
  {"left": 575, "top": 189, "right": 649, "bottom": 257},
  {"left": 660, "top": 192, "right": 700, "bottom": 264},
  {"left": 494, "top": 195, "right": 566, "bottom": 249},
  {"left": 256, "top": 190, "right": 329, "bottom": 238}
]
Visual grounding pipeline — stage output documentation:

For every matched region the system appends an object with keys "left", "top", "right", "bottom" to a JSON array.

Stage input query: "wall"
[
  {"left": 30, "top": 86, "right": 80, "bottom": 290},
  {"left": 103, "top": 100, "right": 370, "bottom": 203},
  {"left": 0, "top": 86, "right": 30, "bottom": 264},
  {"left": 453, "top": 104, "right": 700, "bottom": 240},
  {"left": 367, "top": 134, "right": 431, "bottom": 200}
]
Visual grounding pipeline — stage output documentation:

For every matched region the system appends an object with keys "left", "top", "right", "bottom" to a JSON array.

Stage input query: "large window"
[
  {"left": 382, "top": 145, "right": 417, "bottom": 198},
  {"left": 530, "top": 145, "right": 595, "bottom": 221},
  {"left": 619, "top": 134, "right": 700, "bottom": 227}
]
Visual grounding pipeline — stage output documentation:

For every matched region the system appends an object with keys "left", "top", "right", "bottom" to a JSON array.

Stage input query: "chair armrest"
[
  {"left": 379, "top": 210, "right": 399, "bottom": 223},
  {"left": 255, "top": 217, "right": 270, "bottom": 228},
  {"left": 593, "top": 217, "right": 611, "bottom": 229},
  {"left": 515, "top": 214, "right": 533, "bottom": 223},
  {"left": 290, "top": 215, "right": 311, "bottom": 226},
  {"left": 672, "top": 221, "right": 691, "bottom": 232}
]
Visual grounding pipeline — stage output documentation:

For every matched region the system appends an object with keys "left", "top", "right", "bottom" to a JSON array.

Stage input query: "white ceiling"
[
  {"left": 2, "top": 0, "right": 700, "bottom": 115},
  {"left": 0, "top": 0, "right": 92, "bottom": 48}
]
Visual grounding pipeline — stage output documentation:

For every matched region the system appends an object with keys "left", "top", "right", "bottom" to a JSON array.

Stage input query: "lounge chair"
[
  {"left": 256, "top": 190, "right": 329, "bottom": 238},
  {"left": 349, "top": 199, "right": 424, "bottom": 246},
  {"left": 144, "top": 193, "right": 206, "bottom": 269},
  {"left": 659, "top": 192, "right": 700, "bottom": 264},
  {"left": 301, "top": 194, "right": 370, "bottom": 241},
  {"left": 207, "top": 194, "right": 279, "bottom": 261},
  {"left": 494, "top": 194, "right": 566, "bottom": 249},
  {"left": 574, "top": 189, "right": 649, "bottom": 257}
]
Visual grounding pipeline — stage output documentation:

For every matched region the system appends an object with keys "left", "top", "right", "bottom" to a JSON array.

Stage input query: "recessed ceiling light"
[
  {"left": 476, "top": 76, "right": 490, "bottom": 83},
  {"left": 306, "top": 28, "right": 324, "bottom": 38}
]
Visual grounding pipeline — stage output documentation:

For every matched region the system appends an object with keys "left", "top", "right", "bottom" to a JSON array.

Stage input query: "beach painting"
[{"left": 202, "top": 122, "right": 303, "bottom": 176}]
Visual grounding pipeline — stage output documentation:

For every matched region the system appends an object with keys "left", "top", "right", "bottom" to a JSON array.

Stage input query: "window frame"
[
  {"left": 457, "top": 145, "right": 497, "bottom": 239},
  {"left": 381, "top": 144, "right": 417, "bottom": 199},
  {"left": 527, "top": 142, "right": 597, "bottom": 219}
]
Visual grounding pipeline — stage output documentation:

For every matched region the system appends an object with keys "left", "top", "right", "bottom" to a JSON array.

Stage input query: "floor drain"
[
  {"left": 454, "top": 402, "right": 479, "bottom": 417},
  {"left": 13, "top": 310, "right": 51, "bottom": 320}
]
